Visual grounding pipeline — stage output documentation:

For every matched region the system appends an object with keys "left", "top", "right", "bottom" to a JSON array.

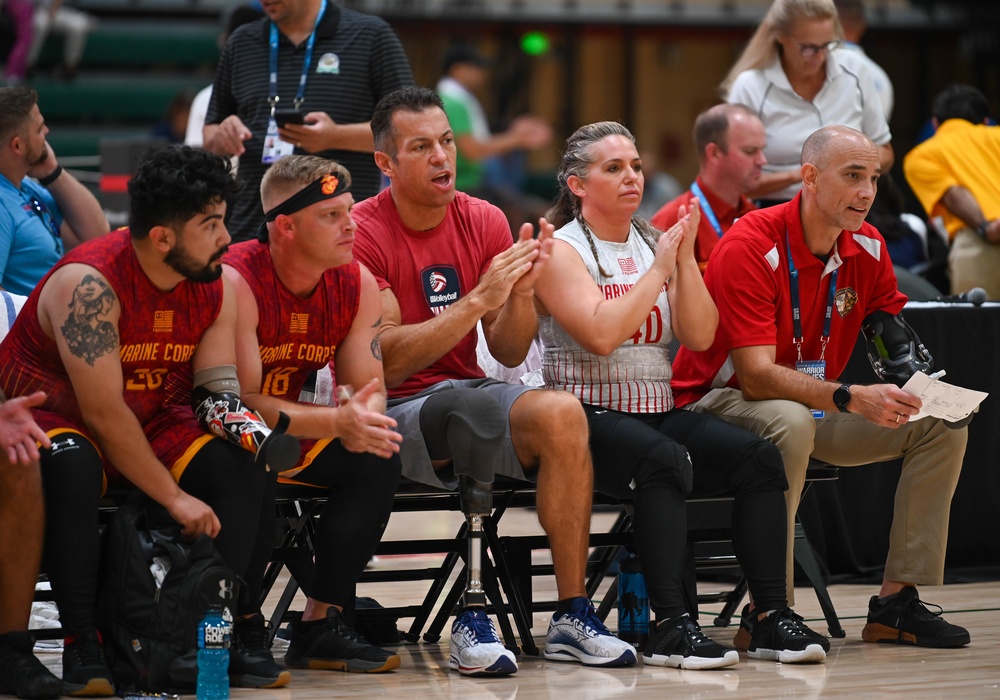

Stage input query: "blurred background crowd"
[{"left": 2, "top": 0, "right": 998, "bottom": 296}]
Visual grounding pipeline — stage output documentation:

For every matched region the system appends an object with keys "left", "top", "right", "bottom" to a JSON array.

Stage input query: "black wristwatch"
[
  {"left": 833, "top": 384, "right": 852, "bottom": 413},
  {"left": 977, "top": 221, "right": 990, "bottom": 240}
]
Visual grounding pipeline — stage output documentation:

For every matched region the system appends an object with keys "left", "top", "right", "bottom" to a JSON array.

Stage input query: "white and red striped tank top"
[{"left": 539, "top": 219, "right": 674, "bottom": 414}]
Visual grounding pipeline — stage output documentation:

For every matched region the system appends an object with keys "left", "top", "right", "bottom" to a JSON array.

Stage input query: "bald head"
[
  {"left": 799, "top": 125, "right": 880, "bottom": 242},
  {"left": 801, "top": 125, "right": 876, "bottom": 171}
]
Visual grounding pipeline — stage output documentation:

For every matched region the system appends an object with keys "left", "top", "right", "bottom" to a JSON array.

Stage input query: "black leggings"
[
  {"left": 41, "top": 434, "right": 270, "bottom": 635},
  {"left": 177, "top": 439, "right": 273, "bottom": 613},
  {"left": 279, "top": 441, "right": 401, "bottom": 607},
  {"left": 584, "top": 404, "right": 789, "bottom": 620}
]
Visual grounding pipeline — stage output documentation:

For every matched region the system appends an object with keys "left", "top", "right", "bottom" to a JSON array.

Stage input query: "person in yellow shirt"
[{"left": 904, "top": 84, "right": 1000, "bottom": 299}]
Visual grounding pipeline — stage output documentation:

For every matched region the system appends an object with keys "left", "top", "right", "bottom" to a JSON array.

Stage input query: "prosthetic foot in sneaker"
[
  {"left": 643, "top": 614, "right": 738, "bottom": 670},
  {"left": 449, "top": 608, "right": 517, "bottom": 676},
  {"left": 62, "top": 630, "right": 115, "bottom": 696},
  {"left": 230, "top": 613, "right": 292, "bottom": 687},
  {"left": 284, "top": 608, "right": 400, "bottom": 673},
  {"left": 543, "top": 597, "right": 637, "bottom": 667},
  {"left": 861, "top": 586, "right": 970, "bottom": 648}
]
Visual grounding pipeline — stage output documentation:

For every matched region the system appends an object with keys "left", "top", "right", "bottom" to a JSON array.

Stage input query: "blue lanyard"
[
  {"left": 785, "top": 229, "right": 837, "bottom": 361},
  {"left": 690, "top": 181, "right": 723, "bottom": 239},
  {"left": 268, "top": 0, "right": 327, "bottom": 111}
]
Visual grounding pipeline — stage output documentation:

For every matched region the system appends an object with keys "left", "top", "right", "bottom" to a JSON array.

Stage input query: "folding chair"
[{"left": 262, "top": 479, "right": 541, "bottom": 652}]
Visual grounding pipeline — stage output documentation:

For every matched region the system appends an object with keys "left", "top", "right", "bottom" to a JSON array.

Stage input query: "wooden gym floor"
[{"left": 34, "top": 508, "right": 1000, "bottom": 698}]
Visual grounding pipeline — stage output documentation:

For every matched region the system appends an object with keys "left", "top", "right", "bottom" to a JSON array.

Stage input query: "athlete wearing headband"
[{"left": 257, "top": 169, "right": 352, "bottom": 241}]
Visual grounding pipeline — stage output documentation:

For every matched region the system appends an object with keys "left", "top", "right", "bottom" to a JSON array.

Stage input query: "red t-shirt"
[
  {"left": 223, "top": 240, "right": 360, "bottom": 399},
  {"left": 671, "top": 193, "right": 907, "bottom": 407},
  {"left": 650, "top": 176, "right": 756, "bottom": 270},
  {"left": 352, "top": 189, "right": 511, "bottom": 398},
  {"left": 0, "top": 228, "right": 224, "bottom": 426}
]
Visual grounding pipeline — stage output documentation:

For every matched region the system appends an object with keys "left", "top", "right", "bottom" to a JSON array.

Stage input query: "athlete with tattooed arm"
[{"left": 0, "top": 146, "right": 292, "bottom": 695}]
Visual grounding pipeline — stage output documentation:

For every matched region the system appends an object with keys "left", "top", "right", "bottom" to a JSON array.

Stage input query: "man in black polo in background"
[{"left": 203, "top": 0, "right": 413, "bottom": 241}]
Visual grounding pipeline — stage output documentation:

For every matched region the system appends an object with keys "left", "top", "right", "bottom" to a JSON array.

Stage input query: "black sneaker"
[
  {"left": 745, "top": 608, "right": 829, "bottom": 664},
  {"left": 861, "top": 586, "right": 970, "bottom": 648},
  {"left": 284, "top": 608, "right": 400, "bottom": 673},
  {"left": 0, "top": 631, "right": 63, "bottom": 699},
  {"left": 62, "top": 630, "right": 115, "bottom": 697},
  {"left": 230, "top": 613, "right": 292, "bottom": 688},
  {"left": 734, "top": 604, "right": 829, "bottom": 653},
  {"left": 733, "top": 604, "right": 753, "bottom": 651},
  {"left": 642, "top": 614, "right": 739, "bottom": 670}
]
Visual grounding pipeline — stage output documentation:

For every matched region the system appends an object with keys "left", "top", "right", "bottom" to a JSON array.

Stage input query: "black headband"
[{"left": 256, "top": 173, "right": 350, "bottom": 241}]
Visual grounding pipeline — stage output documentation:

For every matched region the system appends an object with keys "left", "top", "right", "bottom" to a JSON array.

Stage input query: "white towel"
[{"left": 0, "top": 290, "right": 27, "bottom": 342}]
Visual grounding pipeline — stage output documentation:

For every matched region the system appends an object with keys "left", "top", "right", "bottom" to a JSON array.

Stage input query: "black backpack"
[{"left": 97, "top": 493, "right": 240, "bottom": 693}]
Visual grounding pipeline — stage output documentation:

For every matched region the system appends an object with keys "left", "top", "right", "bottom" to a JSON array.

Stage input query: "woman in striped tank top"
[{"left": 533, "top": 122, "right": 829, "bottom": 669}]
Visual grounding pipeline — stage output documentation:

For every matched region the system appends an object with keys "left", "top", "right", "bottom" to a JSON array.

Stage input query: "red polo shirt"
[{"left": 672, "top": 193, "right": 907, "bottom": 407}]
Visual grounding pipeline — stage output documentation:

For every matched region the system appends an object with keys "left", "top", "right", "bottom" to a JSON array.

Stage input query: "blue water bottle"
[
  {"left": 617, "top": 556, "right": 650, "bottom": 651},
  {"left": 196, "top": 606, "right": 230, "bottom": 700}
]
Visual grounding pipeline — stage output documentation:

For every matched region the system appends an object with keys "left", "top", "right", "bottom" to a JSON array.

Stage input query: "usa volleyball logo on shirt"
[
  {"left": 429, "top": 271, "right": 448, "bottom": 293},
  {"left": 422, "top": 266, "right": 460, "bottom": 315}
]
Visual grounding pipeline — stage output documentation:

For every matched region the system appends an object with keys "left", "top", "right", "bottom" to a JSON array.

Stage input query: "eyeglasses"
[
  {"left": 25, "top": 195, "right": 63, "bottom": 254},
  {"left": 797, "top": 40, "right": 841, "bottom": 58}
]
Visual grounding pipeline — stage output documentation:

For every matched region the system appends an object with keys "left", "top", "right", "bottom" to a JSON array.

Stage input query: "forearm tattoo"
[
  {"left": 371, "top": 315, "right": 384, "bottom": 362},
  {"left": 60, "top": 274, "right": 119, "bottom": 366}
]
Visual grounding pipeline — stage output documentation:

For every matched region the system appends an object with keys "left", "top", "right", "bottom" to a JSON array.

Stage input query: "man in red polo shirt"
[
  {"left": 672, "top": 125, "right": 970, "bottom": 650},
  {"left": 651, "top": 103, "right": 765, "bottom": 272}
]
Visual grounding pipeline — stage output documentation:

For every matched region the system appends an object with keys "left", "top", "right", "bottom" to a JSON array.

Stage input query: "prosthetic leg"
[
  {"left": 418, "top": 388, "right": 506, "bottom": 609},
  {"left": 458, "top": 475, "right": 493, "bottom": 609},
  {"left": 417, "top": 389, "right": 526, "bottom": 662}
]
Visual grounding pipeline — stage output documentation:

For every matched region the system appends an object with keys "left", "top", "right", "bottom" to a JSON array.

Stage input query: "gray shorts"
[{"left": 387, "top": 377, "right": 537, "bottom": 490}]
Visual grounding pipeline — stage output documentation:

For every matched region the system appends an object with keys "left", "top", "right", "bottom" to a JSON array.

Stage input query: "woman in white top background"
[{"left": 721, "top": 0, "right": 892, "bottom": 204}]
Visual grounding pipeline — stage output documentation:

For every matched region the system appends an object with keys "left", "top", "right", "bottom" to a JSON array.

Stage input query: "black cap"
[{"left": 443, "top": 44, "right": 489, "bottom": 73}]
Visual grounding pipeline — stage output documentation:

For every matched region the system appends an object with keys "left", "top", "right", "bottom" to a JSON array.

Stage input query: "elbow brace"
[
  {"left": 192, "top": 365, "right": 300, "bottom": 472},
  {"left": 861, "top": 311, "right": 933, "bottom": 387}
]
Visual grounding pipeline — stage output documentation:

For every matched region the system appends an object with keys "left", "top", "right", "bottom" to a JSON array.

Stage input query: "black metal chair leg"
[
  {"left": 793, "top": 521, "right": 846, "bottom": 638},
  {"left": 424, "top": 571, "right": 467, "bottom": 644},
  {"left": 404, "top": 522, "right": 468, "bottom": 642},
  {"left": 485, "top": 519, "right": 537, "bottom": 655}
]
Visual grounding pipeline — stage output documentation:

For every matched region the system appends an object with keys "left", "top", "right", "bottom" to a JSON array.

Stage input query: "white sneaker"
[
  {"left": 543, "top": 598, "right": 637, "bottom": 666},
  {"left": 448, "top": 608, "right": 518, "bottom": 676}
]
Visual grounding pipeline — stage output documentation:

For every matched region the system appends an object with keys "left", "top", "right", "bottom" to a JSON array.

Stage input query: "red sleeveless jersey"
[
  {"left": 223, "top": 240, "right": 361, "bottom": 399},
  {"left": 0, "top": 228, "right": 224, "bottom": 426}
]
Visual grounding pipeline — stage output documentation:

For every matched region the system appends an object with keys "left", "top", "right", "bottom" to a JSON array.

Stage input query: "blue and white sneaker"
[
  {"left": 449, "top": 608, "right": 518, "bottom": 676},
  {"left": 543, "top": 598, "right": 637, "bottom": 666}
]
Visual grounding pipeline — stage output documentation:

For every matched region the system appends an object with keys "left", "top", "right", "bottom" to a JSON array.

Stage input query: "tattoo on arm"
[
  {"left": 60, "top": 274, "right": 119, "bottom": 366},
  {"left": 370, "top": 315, "right": 383, "bottom": 362}
]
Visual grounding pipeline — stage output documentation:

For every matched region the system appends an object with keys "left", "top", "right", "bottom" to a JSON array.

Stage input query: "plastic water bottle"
[
  {"left": 617, "top": 555, "right": 650, "bottom": 651},
  {"left": 196, "top": 606, "right": 230, "bottom": 700}
]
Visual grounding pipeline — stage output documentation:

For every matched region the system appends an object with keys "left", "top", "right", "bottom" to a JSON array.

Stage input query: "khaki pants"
[
  {"left": 949, "top": 227, "right": 1000, "bottom": 299},
  {"left": 686, "top": 388, "right": 967, "bottom": 604}
]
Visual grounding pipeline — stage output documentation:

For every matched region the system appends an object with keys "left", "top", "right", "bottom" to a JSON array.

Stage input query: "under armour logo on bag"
[
  {"left": 49, "top": 436, "right": 79, "bottom": 455},
  {"left": 218, "top": 579, "right": 235, "bottom": 600}
]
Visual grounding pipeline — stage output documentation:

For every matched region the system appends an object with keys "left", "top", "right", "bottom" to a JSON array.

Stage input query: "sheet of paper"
[{"left": 901, "top": 372, "right": 988, "bottom": 422}]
